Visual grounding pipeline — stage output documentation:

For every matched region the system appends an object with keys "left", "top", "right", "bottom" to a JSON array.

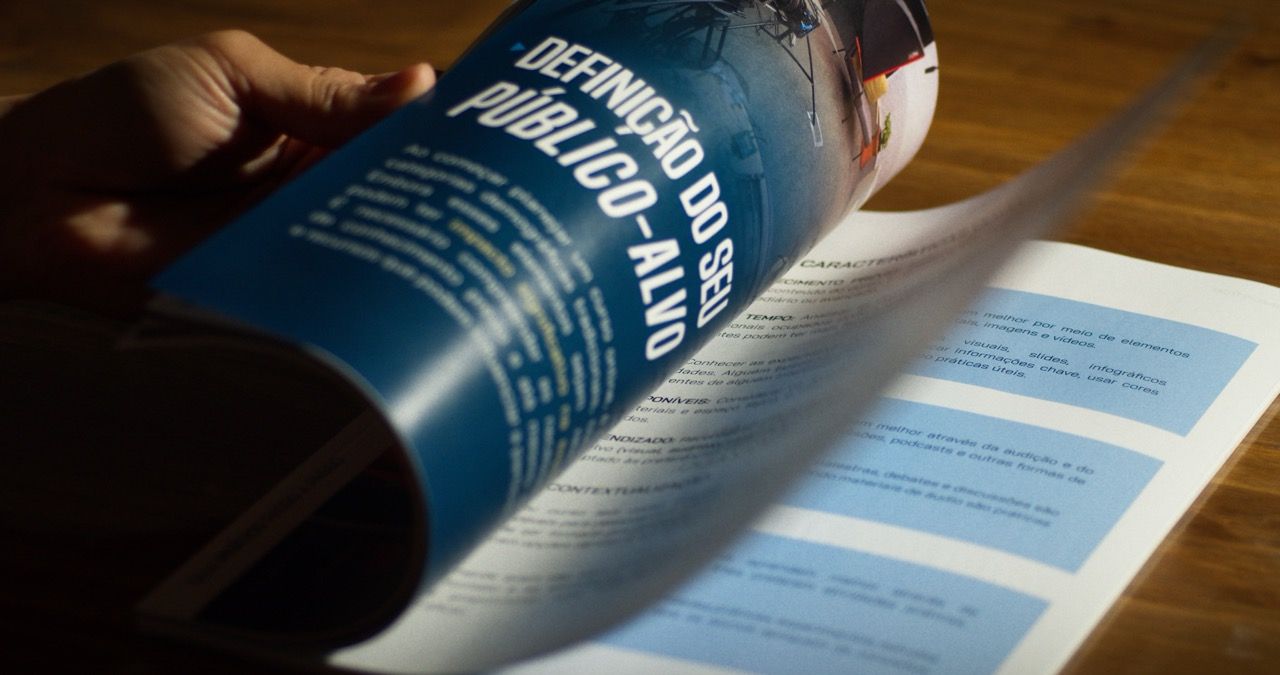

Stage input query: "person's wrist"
[
  {"left": 0, "top": 94, "right": 33, "bottom": 297},
  {"left": 0, "top": 94, "right": 29, "bottom": 189},
  {"left": 0, "top": 95, "right": 19, "bottom": 182}
]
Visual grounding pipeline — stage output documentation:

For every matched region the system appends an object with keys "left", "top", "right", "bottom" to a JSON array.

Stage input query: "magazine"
[{"left": 131, "top": 1, "right": 1273, "bottom": 672}]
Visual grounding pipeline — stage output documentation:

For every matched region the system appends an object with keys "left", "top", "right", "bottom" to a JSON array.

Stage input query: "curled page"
[{"left": 152, "top": 0, "right": 937, "bottom": 608}]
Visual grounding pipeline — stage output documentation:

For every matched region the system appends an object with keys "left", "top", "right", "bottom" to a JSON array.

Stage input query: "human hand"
[{"left": 0, "top": 30, "right": 434, "bottom": 308}]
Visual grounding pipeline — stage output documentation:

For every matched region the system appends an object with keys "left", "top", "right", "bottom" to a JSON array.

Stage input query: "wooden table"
[{"left": 2, "top": 1, "right": 1277, "bottom": 672}]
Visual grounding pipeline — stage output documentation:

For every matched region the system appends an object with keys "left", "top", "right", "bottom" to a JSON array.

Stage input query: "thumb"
[{"left": 198, "top": 30, "right": 435, "bottom": 147}]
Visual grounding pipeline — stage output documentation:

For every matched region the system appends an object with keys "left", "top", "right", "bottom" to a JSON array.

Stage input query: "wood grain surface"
[{"left": 1, "top": 1, "right": 1277, "bottom": 672}]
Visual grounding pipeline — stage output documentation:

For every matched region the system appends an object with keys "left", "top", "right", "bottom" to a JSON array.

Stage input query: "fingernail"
[
  {"left": 368, "top": 65, "right": 435, "bottom": 104},
  {"left": 365, "top": 71, "right": 400, "bottom": 94}
]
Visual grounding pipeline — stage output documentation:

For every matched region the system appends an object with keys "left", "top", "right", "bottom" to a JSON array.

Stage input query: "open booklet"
[
  {"left": 493, "top": 237, "right": 1280, "bottom": 675},
  {"left": 129, "top": 1, "right": 1274, "bottom": 672}
]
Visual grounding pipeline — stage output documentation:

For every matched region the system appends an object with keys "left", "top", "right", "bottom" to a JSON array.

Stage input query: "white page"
[{"left": 504, "top": 240, "right": 1280, "bottom": 674}]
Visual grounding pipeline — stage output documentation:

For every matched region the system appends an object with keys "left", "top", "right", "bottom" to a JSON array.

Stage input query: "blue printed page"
[
  {"left": 600, "top": 534, "right": 1046, "bottom": 675},
  {"left": 787, "top": 399, "right": 1161, "bottom": 572},
  {"left": 493, "top": 240, "right": 1280, "bottom": 675},
  {"left": 907, "top": 289, "right": 1255, "bottom": 435}
]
